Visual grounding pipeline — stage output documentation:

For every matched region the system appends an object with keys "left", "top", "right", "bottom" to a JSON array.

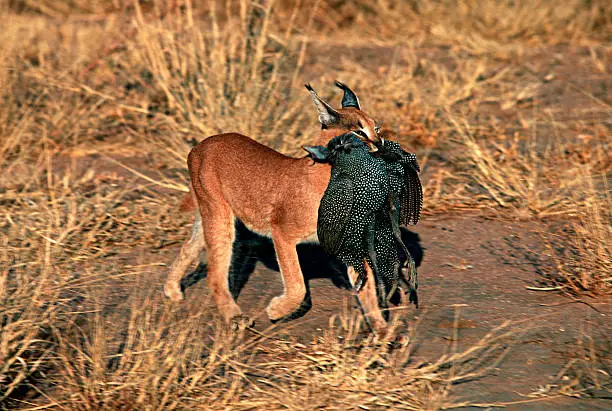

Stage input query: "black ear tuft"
[
  {"left": 335, "top": 81, "right": 361, "bottom": 110},
  {"left": 302, "top": 145, "right": 331, "bottom": 163}
]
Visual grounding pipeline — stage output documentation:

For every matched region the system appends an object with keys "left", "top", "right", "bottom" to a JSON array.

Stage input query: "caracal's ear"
[
  {"left": 305, "top": 83, "right": 340, "bottom": 128},
  {"left": 335, "top": 81, "right": 360, "bottom": 110},
  {"left": 302, "top": 145, "right": 331, "bottom": 163}
]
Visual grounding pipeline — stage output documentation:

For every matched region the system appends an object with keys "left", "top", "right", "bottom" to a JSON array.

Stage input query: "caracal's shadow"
[{"left": 181, "top": 219, "right": 424, "bottom": 304}]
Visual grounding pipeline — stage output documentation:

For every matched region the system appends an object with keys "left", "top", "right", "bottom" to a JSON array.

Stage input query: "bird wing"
[
  {"left": 317, "top": 175, "right": 354, "bottom": 255},
  {"left": 399, "top": 152, "right": 423, "bottom": 226}
]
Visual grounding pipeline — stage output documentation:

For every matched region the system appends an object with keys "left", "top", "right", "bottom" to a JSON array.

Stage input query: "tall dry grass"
[
  {"left": 441, "top": 114, "right": 610, "bottom": 295},
  {"left": 540, "top": 175, "right": 611, "bottom": 296},
  {"left": 10, "top": 1, "right": 611, "bottom": 46},
  {"left": 46, "top": 296, "right": 520, "bottom": 410},
  {"left": 127, "top": 0, "right": 321, "bottom": 165}
]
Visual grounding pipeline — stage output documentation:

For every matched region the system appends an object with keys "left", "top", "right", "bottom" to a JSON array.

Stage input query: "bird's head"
[{"left": 302, "top": 133, "right": 366, "bottom": 164}]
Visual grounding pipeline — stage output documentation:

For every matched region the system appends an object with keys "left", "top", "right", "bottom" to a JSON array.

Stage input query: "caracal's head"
[{"left": 305, "top": 81, "right": 382, "bottom": 151}]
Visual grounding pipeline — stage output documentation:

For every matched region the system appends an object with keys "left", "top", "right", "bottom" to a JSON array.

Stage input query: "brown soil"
[{"left": 131, "top": 213, "right": 609, "bottom": 409}]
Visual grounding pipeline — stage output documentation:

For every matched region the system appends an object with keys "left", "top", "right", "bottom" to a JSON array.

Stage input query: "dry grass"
[
  {"left": 443, "top": 107, "right": 610, "bottom": 296},
  {"left": 528, "top": 324, "right": 611, "bottom": 400},
  {"left": 450, "top": 116, "right": 609, "bottom": 218},
  {"left": 537, "top": 175, "right": 611, "bottom": 296},
  {"left": 43, "top": 298, "right": 519, "bottom": 410},
  {"left": 1, "top": 0, "right": 610, "bottom": 408},
  {"left": 10, "top": 0, "right": 610, "bottom": 47}
]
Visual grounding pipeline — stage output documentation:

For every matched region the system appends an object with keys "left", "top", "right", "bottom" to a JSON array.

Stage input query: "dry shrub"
[
  {"left": 11, "top": 0, "right": 329, "bottom": 170},
  {"left": 450, "top": 115, "right": 609, "bottom": 218},
  {"left": 304, "top": 0, "right": 611, "bottom": 52},
  {"left": 0, "top": 148, "right": 187, "bottom": 405},
  {"left": 448, "top": 115, "right": 610, "bottom": 295},
  {"left": 7, "top": 0, "right": 119, "bottom": 16},
  {"left": 540, "top": 175, "right": 611, "bottom": 296},
  {"left": 563, "top": 176, "right": 611, "bottom": 295},
  {"left": 2, "top": 1, "right": 325, "bottom": 171},
  {"left": 0, "top": 44, "right": 170, "bottom": 402},
  {"left": 415, "top": 0, "right": 609, "bottom": 53},
  {"left": 331, "top": 49, "right": 499, "bottom": 145},
  {"left": 52, "top": 294, "right": 218, "bottom": 410},
  {"left": 554, "top": 327, "right": 611, "bottom": 398},
  {"left": 0, "top": 19, "right": 72, "bottom": 402},
  {"left": 9, "top": 1, "right": 610, "bottom": 54},
  {"left": 0, "top": 243, "right": 58, "bottom": 401},
  {"left": 0, "top": 158, "right": 130, "bottom": 403},
  {"left": 126, "top": 0, "right": 319, "bottom": 164}
]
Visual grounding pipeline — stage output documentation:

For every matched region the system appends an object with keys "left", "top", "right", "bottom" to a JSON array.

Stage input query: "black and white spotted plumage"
[
  {"left": 372, "top": 139, "right": 423, "bottom": 307},
  {"left": 305, "top": 133, "right": 423, "bottom": 315},
  {"left": 315, "top": 134, "right": 388, "bottom": 281},
  {"left": 306, "top": 134, "right": 402, "bottom": 316},
  {"left": 373, "top": 140, "right": 423, "bottom": 226}
]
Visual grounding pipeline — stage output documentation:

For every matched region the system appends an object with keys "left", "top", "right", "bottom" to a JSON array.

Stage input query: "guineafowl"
[{"left": 304, "top": 133, "right": 405, "bottom": 316}]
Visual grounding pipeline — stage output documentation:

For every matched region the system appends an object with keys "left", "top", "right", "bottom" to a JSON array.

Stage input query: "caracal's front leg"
[{"left": 266, "top": 225, "right": 311, "bottom": 322}]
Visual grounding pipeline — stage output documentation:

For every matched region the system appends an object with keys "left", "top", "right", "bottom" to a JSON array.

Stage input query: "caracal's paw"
[
  {"left": 163, "top": 283, "right": 184, "bottom": 301},
  {"left": 266, "top": 292, "right": 311, "bottom": 323}
]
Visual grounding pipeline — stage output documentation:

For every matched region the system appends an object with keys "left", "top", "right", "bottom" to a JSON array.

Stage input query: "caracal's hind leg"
[
  {"left": 348, "top": 264, "right": 388, "bottom": 335},
  {"left": 164, "top": 213, "right": 205, "bottom": 301},
  {"left": 266, "top": 224, "right": 310, "bottom": 322},
  {"left": 200, "top": 203, "right": 247, "bottom": 326}
]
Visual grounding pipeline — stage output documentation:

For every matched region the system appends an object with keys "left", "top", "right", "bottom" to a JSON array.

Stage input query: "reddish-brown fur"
[
  {"left": 178, "top": 190, "right": 196, "bottom": 212},
  {"left": 164, "top": 85, "right": 389, "bottom": 332}
]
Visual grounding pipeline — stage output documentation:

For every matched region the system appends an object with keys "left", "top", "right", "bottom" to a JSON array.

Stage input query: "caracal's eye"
[{"left": 375, "top": 126, "right": 381, "bottom": 134}]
